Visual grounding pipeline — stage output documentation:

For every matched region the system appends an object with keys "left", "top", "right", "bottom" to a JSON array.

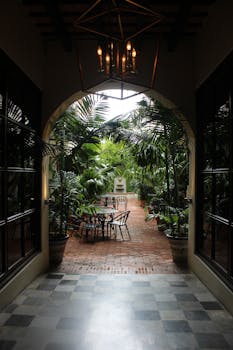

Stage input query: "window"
[
  {"left": 196, "top": 52, "right": 233, "bottom": 289},
  {"left": 0, "top": 50, "right": 41, "bottom": 286}
]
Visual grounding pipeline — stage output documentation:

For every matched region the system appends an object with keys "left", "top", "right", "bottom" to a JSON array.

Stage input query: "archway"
[{"left": 42, "top": 85, "right": 195, "bottom": 271}]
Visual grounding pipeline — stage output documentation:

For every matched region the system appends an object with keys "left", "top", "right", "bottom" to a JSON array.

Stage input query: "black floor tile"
[
  {"left": 195, "top": 333, "right": 230, "bottom": 348},
  {"left": 0, "top": 340, "right": 16, "bottom": 350},
  {"left": 184, "top": 310, "right": 210, "bottom": 320},
  {"left": 37, "top": 284, "right": 56, "bottom": 291},
  {"left": 175, "top": 293, "right": 198, "bottom": 301},
  {"left": 4, "top": 314, "right": 34, "bottom": 327},
  {"left": 170, "top": 282, "right": 188, "bottom": 287},
  {"left": 163, "top": 320, "right": 192, "bottom": 332},
  {"left": 46, "top": 274, "right": 64, "bottom": 279},
  {"left": 200, "top": 301, "right": 223, "bottom": 310},
  {"left": 3, "top": 303, "right": 18, "bottom": 313},
  {"left": 45, "top": 343, "right": 78, "bottom": 350},
  {"left": 59, "top": 279, "right": 77, "bottom": 285}
]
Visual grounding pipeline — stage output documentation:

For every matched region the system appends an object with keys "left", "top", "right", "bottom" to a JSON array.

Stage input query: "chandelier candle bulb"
[
  {"left": 116, "top": 45, "right": 120, "bottom": 73},
  {"left": 122, "top": 53, "right": 126, "bottom": 73},
  {"left": 126, "top": 41, "right": 131, "bottom": 51},
  {"left": 126, "top": 41, "right": 131, "bottom": 68},
  {"left": 106, "top": 52, "right": 110, "bottom": 75},
  {"left": 110, "top": 42, "right": 114, "bottom": 67},
  {"left": 97, "top": 45, "right": 103, "bottom": 71},
  {"left": 132, "top": 48, "right": 136, "bottom": 72}
]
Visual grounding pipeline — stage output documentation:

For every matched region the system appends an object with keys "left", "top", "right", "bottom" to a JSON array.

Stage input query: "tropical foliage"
[
  {"left": 106, "top": 98, "right": 189, "bottom": 236},
  {"left": 48, "top": 93, "right": 189, "bottom": 238}
]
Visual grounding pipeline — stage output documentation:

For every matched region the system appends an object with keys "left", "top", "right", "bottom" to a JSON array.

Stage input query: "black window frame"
[
  {"left": 0, "top": 49, "right": 41, "bottom": 287},
  {"left": 196, "top": 51, "right": 233, "bottom": 290}
]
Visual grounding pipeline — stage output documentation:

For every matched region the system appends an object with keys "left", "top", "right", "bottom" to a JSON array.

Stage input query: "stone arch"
[{"left": 42, "top": 85, "right": 195, "bottom": 267}]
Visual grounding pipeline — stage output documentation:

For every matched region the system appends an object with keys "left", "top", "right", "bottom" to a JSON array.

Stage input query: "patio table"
[
  {"left": 99, "top": 194, "right": 126, "bottom": 207},
  {"left": 84, "top": 206, "right": 118, "bottom": 240}
]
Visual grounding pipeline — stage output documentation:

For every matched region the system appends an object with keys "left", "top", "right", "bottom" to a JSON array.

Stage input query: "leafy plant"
[{"left": 49, "top": 171, "right": 85, "bottom": 237}]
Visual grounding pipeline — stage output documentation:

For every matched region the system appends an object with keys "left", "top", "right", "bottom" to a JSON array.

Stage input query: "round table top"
[
  {"left": 99, "top": 194, "right": 126, "bottom": 198},
  {"left": 95, "top": 206, "right": 118, "bottom": 215}
]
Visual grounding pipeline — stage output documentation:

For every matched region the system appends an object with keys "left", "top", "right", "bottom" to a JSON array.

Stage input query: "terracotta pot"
[
  {"left": 49, "top": 234, "right": 69, "bottom": 265},
  {"left": 167, "top": 235, "right": 188, "bottom": 264}
]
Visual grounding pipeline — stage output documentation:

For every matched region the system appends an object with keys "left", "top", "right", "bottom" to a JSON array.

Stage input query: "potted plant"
[
  {"left": 145, "top": 205, "right": 189, "bottom": 264},
  {"left": 49, "top": 170, "right": 85, "bottom": 265},
  {"left": 163, "top": 206, "right": 189, "bottom": 265},
  {"left": 138, "top": 183, "right": 154, "bottom": 208}
]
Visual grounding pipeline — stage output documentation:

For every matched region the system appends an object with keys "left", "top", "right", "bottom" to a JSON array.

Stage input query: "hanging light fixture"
[
  {"left": 97, "top": 39, "right": 137, "bottom": 77},
  {"left": 73, "top": 0, "right": 164, "bottom": 99}
]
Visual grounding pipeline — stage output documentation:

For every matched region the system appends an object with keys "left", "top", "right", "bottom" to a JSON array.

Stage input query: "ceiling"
[{"left": 21, "top": 0, "right": 216, "bottom": 51}]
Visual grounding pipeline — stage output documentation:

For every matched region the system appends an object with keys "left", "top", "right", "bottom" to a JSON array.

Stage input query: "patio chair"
[
  {"left": 115, "top": 195, "right": 127, "bottom": 211},
  {"left": 80, "top": 214, "right": 103, "bottom": 243},
  {"left": 107, "top": 210, "right": 131, "bottom": 240},
  {"left": 68, "top": 215, "right": 84, "bottom": 237}
]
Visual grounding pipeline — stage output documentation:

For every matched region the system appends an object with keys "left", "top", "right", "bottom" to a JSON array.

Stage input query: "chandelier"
[
  {"left": 97, "top": 39, "right": 137, "bottom": 77},
  {"left": 74, "top": 0, "right": 163, "bottom": 99}
]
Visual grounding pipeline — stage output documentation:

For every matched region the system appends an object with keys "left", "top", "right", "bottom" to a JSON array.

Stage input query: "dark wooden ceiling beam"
[
  {"left": 43, "top": 0, "right": 72, "bottom": 51},
  {"left": 166, "top": 1, "right": 193, "bottom": 51},
  {"left": 29, "top": 10, "right": 208, "bottom": 18},
  {"left": 21, "top": 0, "right": 216, "bottom": 50}
]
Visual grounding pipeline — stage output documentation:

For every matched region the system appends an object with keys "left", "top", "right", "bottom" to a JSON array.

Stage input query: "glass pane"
[
  {"left": 24, "top": 131, "right": 35, "bottom": 168},
  {"left": 215, "top": 101, "right": 230, "bottom": 168},
  {"left": 7, "top": 172, "right": 21, "bottom": 217},
  {"left": 7, "top": 218, "right": 22, "bottom": 267},
  {"left": 24, "top": 214, "right": 37, "bottom": 254},
  {"left": 203, "top": 120, "right": 214, "bottom": 170},
  {"left": 0, "top": 116, "right": 4, "bottom": 166},
  {"left": 0, "top": 172, "right": 3, "bottom": 219},
  {"left": 215, "top": 173, "right": 230, "bottom": 219},
  {"left": 203, "top": 175, "right": 212, "bottom": 213},
  {"left": 0, "top": 94, "right": 3, "bottom": 111},
  {"left": 24, "top": 173, "right": 35, "bottom": 211},
  {"left": 200, "top": 213, "right": 212, "bottom": 258},
  {"left": 7, "top": 98, "right": 23, "bottom": 124},
  {"left": 214, "top": 221, "right": 229, "bottom": 271},
  {"left": 7, "top": 121, "right": 22, "bottom": 167},
  {"left": 0, "top": 225, "right": 3, "bottom": 273}
]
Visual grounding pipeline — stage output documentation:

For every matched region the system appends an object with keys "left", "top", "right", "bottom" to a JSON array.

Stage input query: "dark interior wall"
[
  {"left": 194, "top": 0, "right": 233, "bottom": 89},
  {"left": 0, "top": 0, "right": 233, "bottom": 137},
  {"left": 0, "top": 0, "right": 45, "bottom": 90},
  {"left": 42, "top": 37, "right": 197, "bottom": 131}
]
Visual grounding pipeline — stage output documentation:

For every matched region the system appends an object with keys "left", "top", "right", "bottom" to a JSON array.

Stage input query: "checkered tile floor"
[{"left": 0, "top": 273, "right": 232, "bottom": 349}]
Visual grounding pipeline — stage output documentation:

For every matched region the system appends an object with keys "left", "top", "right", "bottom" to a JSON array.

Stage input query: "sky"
[{"left": 103, "top": 90, "right": 145, "bottom": 119}]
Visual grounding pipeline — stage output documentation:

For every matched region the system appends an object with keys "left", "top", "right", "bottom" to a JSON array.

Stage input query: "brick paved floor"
[{"left": 53, "top": 195, "right": 189, "bottom": 275}]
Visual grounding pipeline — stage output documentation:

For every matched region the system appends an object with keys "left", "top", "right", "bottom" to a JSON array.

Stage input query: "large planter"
[
  {"left": 167, "top": 234, "right": 188, "bottom": 265},
  {"left": 49, "top": 234, "right": 69, "bottom": 265}
]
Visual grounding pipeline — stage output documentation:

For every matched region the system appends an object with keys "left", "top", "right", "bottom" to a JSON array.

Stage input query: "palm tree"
[
  {"left": 105, "top": 98, "right": 189, "bottom": 209},
  {"left": 49, "top": 94, "right": 111, "bottom": 236}
]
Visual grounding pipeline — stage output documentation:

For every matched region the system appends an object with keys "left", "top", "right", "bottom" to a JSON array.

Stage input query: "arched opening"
[{"left": 42, "top": 86, "right": 195, "bottom": 272}]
